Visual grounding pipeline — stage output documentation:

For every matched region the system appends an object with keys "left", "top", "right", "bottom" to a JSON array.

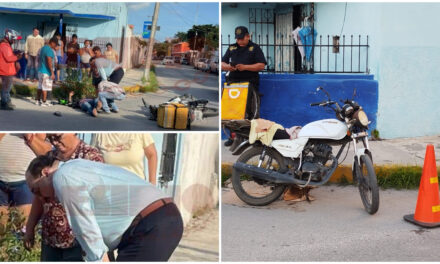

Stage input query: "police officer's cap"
[{"left": 235, "top": 26, "right": 249, "bottom": 39}]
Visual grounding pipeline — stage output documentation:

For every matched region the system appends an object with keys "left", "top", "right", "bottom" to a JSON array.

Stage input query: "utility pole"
[{"left": 144, "top": 2, "right": 160, "bottom": 81}]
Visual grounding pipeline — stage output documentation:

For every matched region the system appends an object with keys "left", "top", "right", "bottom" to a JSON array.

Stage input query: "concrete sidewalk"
[{"left": 170, "top": 209, "right": 219, "bottom": 262}]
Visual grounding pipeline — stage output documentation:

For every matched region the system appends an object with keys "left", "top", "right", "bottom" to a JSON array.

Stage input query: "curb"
[{"left": 12, "top": 83, "right": 159, "bottom": 98}]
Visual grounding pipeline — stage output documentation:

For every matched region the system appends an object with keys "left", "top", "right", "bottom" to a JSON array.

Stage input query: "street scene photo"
[
  {"left": 0, "top": 2, "right": 219, "bottom": 131},
  {"left": 221, "top": 2, "right": 440, "bottom": 261},
  {"left": 0, "top": 133, "right": 219, "bottom": 261}
]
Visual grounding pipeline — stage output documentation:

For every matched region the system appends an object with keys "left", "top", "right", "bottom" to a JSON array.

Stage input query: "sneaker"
[
  {"left": 102, "top": 110, "right": 111, "bottom": 114},
  {"left": 35, "top": 100, "right": 41, "bottom": 106},
  {"left": 42, "top": 101, "right": 53, "bottom": 107},
  {"left": 110, "top": 108, "right": 119, "bottom": 113}
]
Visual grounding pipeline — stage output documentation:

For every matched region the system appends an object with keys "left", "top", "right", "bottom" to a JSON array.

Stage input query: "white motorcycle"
[{"left": 223, "top": 86, "right": 379, "bottom": 214}]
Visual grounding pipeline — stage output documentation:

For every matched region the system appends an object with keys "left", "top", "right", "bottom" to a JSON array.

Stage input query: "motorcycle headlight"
[
  {"left": 353, "top": 110, "right": 369, "bottom": 127},
  {"left": 342, "top": 104, "right": 354, "bottom": 117}
]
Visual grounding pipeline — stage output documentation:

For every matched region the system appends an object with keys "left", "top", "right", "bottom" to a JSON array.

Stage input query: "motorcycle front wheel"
[
  {"left": 231, "top": 146, "right": 287, "bottom": 206},
  {"left": 357, "top": 155, "right": 380, "bottom": 214}
]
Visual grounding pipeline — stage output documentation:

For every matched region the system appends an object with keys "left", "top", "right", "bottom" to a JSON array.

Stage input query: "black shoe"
[
  {"left": 1, "top": 102, "right": 15, "bottom": 110},
  {"left": 110, "top": 109, "right": 119, "bottom": 113},
  {"left": 224, "top": 138, "right": 234, "bottom": 147}
]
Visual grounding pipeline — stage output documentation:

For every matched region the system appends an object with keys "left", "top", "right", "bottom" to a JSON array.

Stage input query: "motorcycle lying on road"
[
  {"left": 223, "top": 87, "right": 379, "bottom": 214},
  {"left": 145, "top": 93, "right": 219, "bottom": 127}
]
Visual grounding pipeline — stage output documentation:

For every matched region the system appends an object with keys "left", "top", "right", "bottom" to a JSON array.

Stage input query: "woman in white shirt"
[{"left": 90, "top": 133, "right": 157, "bottom": 184}]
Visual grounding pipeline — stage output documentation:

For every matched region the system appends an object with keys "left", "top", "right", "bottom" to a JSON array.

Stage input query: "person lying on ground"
[
  {"left": 79, "top": 98, "right": 102, "bottom": 117},
  {"left": 26, "top": 155, "right": 184, "bottom": 262}
]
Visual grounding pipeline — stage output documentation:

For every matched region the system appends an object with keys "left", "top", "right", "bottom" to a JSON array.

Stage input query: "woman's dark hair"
[
  {"left": 92, "top": 46, "right": 101, "bottom": 53},
  {"left": 106, "top": 42, "right": 112, "bottom": 47},
  {"left": 26, "top": 153, "right": 56, "bottom": 179},
  {"left": 72, "top": 34, "right": 78, "bottom": 39}
]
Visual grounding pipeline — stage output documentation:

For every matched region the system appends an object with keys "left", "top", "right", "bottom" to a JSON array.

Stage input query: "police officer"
[{"left": 222, "top": 26, "right": 266, "bottom": 119}]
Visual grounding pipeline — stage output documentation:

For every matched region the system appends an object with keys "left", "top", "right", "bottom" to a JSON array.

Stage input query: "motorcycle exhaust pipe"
[
  {"left": 233, "top": 156, "right": 338, "bottom": 186},
  {"left": 233, "top": 162, "right": 298, "bottom": 184}
]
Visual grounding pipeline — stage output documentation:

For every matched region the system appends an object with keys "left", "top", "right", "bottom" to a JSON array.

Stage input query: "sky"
[{"left": 127, "top": 2, "right": 219, "bottom": 42}]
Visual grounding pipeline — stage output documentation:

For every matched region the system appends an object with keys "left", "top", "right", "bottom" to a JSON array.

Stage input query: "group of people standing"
[
  {"left": 0, "top": 27, "right": 124, "bottom": 114},
  {"left": 0, "top": 133, "right": 183, "bottom": 261}
]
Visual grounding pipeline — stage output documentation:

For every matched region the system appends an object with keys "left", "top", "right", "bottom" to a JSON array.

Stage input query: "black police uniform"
[{"left": 222, "top": 41, "right": 266, "bottom": 118}]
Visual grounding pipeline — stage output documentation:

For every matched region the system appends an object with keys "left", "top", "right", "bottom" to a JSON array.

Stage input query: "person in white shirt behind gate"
[{"left": 25, "top": 154, "right": 183, "bottom": 262}]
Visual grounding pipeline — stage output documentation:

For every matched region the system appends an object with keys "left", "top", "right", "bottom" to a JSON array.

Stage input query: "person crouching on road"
[
  {"left": 26, "top": 154, "right": 184, "bottom": 262},
  {"left": 90, "top": 49, "right": 125, "bottom": 114},
  {"left": 0, "top": 29, "right": 21, "bottom": 110}
]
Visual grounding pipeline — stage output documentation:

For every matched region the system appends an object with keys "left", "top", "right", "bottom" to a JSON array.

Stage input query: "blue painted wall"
[
  {"left": 222, "top": 73, "right": 378, "bottom": 139},
  {"left": 222, "top": 2, "right": 440, "bottom": 138},
  {"left": 0, "top": 3, "right": 127, "bottom": 40}
]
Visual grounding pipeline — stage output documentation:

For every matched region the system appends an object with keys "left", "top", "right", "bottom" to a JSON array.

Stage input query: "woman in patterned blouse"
[{"left": 23, "top": 133, "right": 103, "bottom": 261}]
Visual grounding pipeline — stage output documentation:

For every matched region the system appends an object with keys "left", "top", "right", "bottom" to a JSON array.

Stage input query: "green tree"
[
  {"left": 154, "top": 42, "right": 171, "bottom": 57},
  {"left": 175, "top": 31, "right": 188, "bottom": 42},
  {"left": 187, "top": 24, "right": 219, "bottom": 51}
]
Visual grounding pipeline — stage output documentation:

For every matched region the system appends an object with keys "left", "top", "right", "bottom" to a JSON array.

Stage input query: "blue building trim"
[
  {"left": 222, "top": 73, "right": 378, "bottom": 139},
  {"left": 0, "top": 6, "right": 116, "bottom": 20}
]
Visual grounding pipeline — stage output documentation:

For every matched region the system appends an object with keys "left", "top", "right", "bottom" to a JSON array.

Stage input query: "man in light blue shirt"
[
  {"left": 90, "top": 46, "right": 125, "bottom": 114},
  {"left": 25, "top": 155, "right": 183, "bottom": 262}
]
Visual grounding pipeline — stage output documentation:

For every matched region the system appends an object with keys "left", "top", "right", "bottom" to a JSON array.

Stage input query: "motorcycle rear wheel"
[
  {"left": 232, "top": 146, "right": 287, "bottom": 206},
  {"left": 247, "top": 89, "right": 260, "bottom": 120},
  {"left": 357, "top": 155, "right": 380, "bottom": 214}
]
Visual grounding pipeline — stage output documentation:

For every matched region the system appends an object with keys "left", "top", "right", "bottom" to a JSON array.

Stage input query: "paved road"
[
  {"left": 0, "top": 64, "right": 218, "bottom": 131},
  {"left": 153, "top": 63, "right": 219, "bottom": 105},
  {"left": 222, "top": 185, "right": 440, "bottom": 261}
]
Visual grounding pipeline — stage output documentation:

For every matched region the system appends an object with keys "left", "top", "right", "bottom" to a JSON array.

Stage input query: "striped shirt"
[{"left": 0, "top": 134, "right": 36, "bottom": 182}]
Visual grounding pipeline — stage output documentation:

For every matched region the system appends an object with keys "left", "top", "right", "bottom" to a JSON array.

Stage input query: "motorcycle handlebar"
[{"left": 310, "top": 100, "right": 335, "bottom": 107}]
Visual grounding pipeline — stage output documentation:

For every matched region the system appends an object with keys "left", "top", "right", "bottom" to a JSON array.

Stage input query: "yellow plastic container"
[{"left": 221, "top": 82, "right": 249, "bottom": 120}]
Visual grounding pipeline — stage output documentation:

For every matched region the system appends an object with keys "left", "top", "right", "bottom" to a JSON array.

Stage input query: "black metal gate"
[
  {"left": 159, "top": 133, "right": 177, "bottom": 185},
  {"left": 221, "top": 4, "right": 370, "bottom": 74}
]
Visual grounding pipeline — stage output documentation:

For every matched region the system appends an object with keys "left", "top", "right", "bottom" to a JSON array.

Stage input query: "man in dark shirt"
[
  {"left": 222, "top": 26, "right": 266, "bottom": 120},
  {"left": 222, "top": 26, "right": 266, "bottom": 146},
  {"left": 66, "top": 34, "right": 80, "bottom": 75}
]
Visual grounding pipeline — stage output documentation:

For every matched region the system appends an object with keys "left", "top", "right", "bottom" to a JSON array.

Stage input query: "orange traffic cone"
[{"left": 404, "top": 144, "right": 440, "bottom": 228}]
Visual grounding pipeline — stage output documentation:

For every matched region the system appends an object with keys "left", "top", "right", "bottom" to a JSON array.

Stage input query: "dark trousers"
[
  {"left": 109, "top": 68, "right": 124, "bottom": 84},
  {"left": 92, "top": 68, "right": 125, "bottom": 87},
  {"left": 41, "top": 241, "right": 84, "bottom": 262},
  {"left": 117, "top": 203, "right": 184, "bottom": 261}
]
